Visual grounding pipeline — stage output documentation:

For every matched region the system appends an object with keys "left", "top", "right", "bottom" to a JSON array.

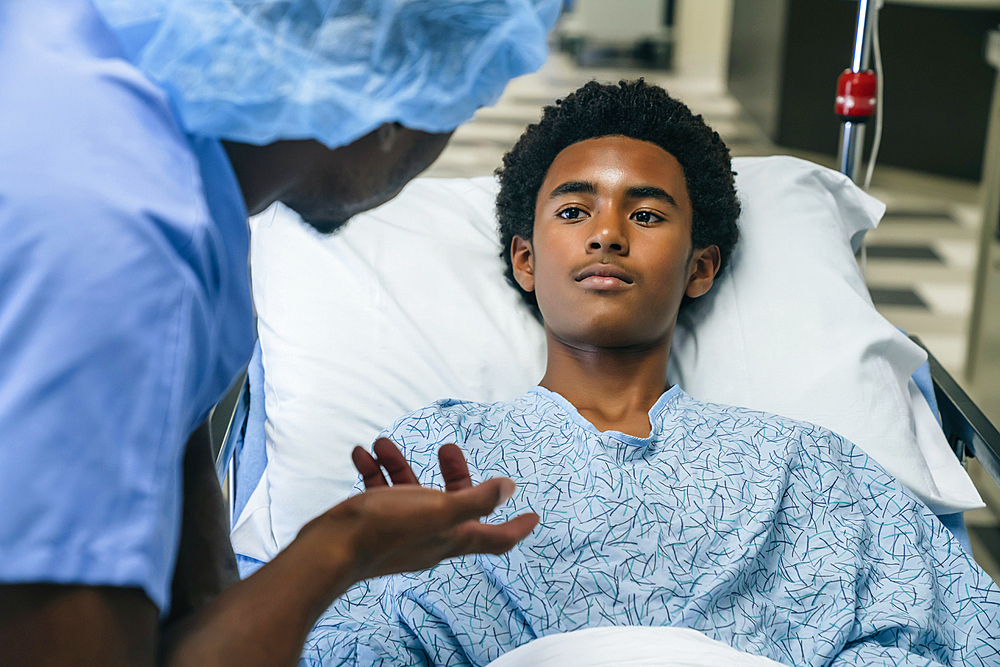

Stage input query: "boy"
[{"left": 303, "top": 81, "right": 1000, "bottom": 666}]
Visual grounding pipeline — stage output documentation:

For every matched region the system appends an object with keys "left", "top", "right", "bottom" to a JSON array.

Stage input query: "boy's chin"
[{"left": 555, "top": 325, "right": 669, "bottom": 351}]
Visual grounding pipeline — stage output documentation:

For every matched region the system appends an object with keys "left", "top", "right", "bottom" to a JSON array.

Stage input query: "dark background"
[{"left": 728, "top": 0, "right": 1000, "bottom": 181}]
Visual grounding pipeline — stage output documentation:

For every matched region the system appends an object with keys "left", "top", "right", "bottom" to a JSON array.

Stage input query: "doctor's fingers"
[
  {"left": 352, "top": 440, "right": 420, "bottom": 487},
  {"left": 356, "top": 439, "right": 475, "bottom": 491},
  {"left": 445, "top": 477, "right": 522, "bottom": 526},
  {"left": 438, "top": 443, "right": 473, "bottom": 491},
  {"left": 373, "top": 437, "right": 420, "bottom": 485},
  {"left": 447, "top": 512, "right": 540, "bottom": 558},
  {"left": 352, "top": 446, "right": 389, "bottom": 488},
  {"left": 355, "top": 439, "right": 489, "bottom": 495}
]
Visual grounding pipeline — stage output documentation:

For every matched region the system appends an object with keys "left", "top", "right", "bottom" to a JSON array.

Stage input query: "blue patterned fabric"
[{"left": 303, "top": 386, "right": 1000, "bottom": 666}]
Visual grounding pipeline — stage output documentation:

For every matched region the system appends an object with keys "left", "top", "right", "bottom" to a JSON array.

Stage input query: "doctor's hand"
[
  {"left": 165, "top": 440, "right": 535, "bottom": 667},
  {"left": 331, "top": 437, "right": 539, "bottom": 581}
]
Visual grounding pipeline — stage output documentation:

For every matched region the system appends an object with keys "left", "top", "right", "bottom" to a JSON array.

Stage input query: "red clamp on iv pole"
[
  {"left": 837, "top": 0, "right": 879, "bottom": 181},
  {"left": 835, "top": 69, "right": 877, "bottom": 120}
]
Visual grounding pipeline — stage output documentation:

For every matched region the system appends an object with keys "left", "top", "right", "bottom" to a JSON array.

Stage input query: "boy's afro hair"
[{"left": 495, "top": 79, "right": 740, "bottom": 313}]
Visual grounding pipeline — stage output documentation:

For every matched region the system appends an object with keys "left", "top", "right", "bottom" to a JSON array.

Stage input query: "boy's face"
[{"left": 511, "top": 136, "right": 719, "bottom": 349}]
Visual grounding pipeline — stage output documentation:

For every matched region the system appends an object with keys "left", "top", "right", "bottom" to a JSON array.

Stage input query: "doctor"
[{"left": 0, "top": 0, "right": 557, "bottom": 664}]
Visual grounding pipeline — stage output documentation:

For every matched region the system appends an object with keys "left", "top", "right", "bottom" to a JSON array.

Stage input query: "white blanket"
[{"left": 486, "top": 627, "right": 784, "bottom": 667}]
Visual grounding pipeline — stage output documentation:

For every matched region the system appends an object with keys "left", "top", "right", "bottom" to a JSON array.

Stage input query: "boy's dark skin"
[
  {"left": 510, "top": 135, "right": 720, "bottom": 436},
  {"left": 0, "top": 124, "right": 539, "bottom": 666}
]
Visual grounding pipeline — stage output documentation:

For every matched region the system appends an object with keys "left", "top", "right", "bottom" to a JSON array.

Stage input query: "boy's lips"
[{"left": 574, "top": 263, "right": 634, "bottom": 288}]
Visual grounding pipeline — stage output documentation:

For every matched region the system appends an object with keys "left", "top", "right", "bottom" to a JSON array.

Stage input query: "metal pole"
[
  {"left": 838, "top": 123, "right": 865, "bottom": 182},
  {"left": 838, "top": 0, "right": 879, "bottom": 181},
  {"left": 851, "top": 0, "right": 877, "bottom": 73}
]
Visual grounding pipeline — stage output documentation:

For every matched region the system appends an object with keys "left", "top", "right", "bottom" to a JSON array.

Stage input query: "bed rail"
[
  {"left": 910, "top": 334, "right": 1000, "bottom": 488},
  {"left": 215, "top": 374, "right": 250, "bottom": 520}
]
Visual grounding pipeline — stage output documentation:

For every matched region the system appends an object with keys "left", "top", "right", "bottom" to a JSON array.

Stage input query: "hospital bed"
[
  {"left": 213, "top": 338, "right": 1000, "bottom": 579},
  {"left": 213, "top": 164, "right": 1000, "bottom": 567},
  {"left": 920, "top": 335, "right": 1000, "bottom": 489},
  {"left": 213, "top": 0, "right": 1000, "bottom": 584}
]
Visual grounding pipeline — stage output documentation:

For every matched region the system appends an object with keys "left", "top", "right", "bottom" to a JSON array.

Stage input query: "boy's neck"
[{"left": 538, "top": 332, "right": 673, "bottom": 439}]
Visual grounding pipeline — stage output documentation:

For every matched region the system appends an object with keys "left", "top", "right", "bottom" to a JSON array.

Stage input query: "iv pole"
[{"left": 836, "top": 0, "right": 880, "bottom": 182}]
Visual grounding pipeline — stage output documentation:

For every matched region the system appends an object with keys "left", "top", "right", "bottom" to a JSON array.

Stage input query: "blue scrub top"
[{"left": 0, "top": 0, "right": 255, "bottom": 613}]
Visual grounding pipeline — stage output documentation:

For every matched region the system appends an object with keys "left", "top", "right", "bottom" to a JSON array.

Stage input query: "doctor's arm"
[
  {"left": 0, "top": 435, "right": 537, "bottom": 667},
  {"left": 165, "top": 438, "right": 538, "bottom": 666}
]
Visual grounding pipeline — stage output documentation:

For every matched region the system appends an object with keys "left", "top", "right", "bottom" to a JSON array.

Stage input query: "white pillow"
[
  {"left": 485, "top": 627, "right": 785, "bottom": 667},
  {"left": 669, "top": 156, "right": 982, "bottom": 515},
  {"left": 240, "top": 158, "right": 981, "bottom": 560},
  {"left": 246, "top": 178, "right": 546, "bottom": 553}
]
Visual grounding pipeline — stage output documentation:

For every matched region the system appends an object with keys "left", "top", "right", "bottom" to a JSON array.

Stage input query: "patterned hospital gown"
[{"left": 303, "top": 386, "right": 1000, "bottom": 666}]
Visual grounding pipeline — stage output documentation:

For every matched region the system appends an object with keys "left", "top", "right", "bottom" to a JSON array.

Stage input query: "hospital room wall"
[{"left": 729, "top": 0, "right": 1000, "bottom": 180}]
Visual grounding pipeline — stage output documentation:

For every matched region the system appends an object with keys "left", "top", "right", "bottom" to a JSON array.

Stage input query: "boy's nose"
[{"left": 586, "top": 217, "right": 629, "bottom": 254}]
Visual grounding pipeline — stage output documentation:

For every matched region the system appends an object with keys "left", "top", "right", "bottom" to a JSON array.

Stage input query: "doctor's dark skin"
[
  {"left": 511, "top": 136, "right": 720, "bottom": 438},
  {"left": 0, "top": 124, "right": 537, "bottom": 667},
  {"left": 223, "top": 123, "right": 453, "bottom": 233}
]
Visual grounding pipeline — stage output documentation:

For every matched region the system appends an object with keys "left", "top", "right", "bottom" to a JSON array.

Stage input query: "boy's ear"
[
  {"left": 511, "top": 236, "right": 536, "bottom": 293},
  {"left": 686, "top": 245, "right": 721, "bottom": 299}
]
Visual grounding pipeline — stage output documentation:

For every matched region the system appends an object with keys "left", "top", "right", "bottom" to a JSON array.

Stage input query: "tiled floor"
[{"left": 423, "top": 50, "right": 1000, "bottom": 584}]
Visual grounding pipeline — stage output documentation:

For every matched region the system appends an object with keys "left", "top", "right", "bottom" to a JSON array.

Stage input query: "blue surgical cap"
[{"left": 94, "top": 0, "right": 561, "bottom": 148}]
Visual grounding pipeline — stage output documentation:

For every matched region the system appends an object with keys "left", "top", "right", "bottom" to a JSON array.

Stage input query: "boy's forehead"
[{"left": 537, "top": 136, "right": 689, "bottom": 204}]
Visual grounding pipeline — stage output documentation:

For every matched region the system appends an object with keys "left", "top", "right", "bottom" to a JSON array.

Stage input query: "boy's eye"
[
  {"left": 557, "top": 207, "right": 587, "bottom": 220},
  {"left": 632, "top": 210, "right": 661, "bottom": 224}
]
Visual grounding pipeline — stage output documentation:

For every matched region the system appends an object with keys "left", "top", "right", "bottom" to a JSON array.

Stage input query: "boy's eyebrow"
[
  {"left": 625, "top": 185, "right": 678, "bottom": 209},
  {"left": 547, "top": 181, "right": 679, "bottom": 210},
  {"left": 547, "top": 180, "right": 597, "bottom": 199}
]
